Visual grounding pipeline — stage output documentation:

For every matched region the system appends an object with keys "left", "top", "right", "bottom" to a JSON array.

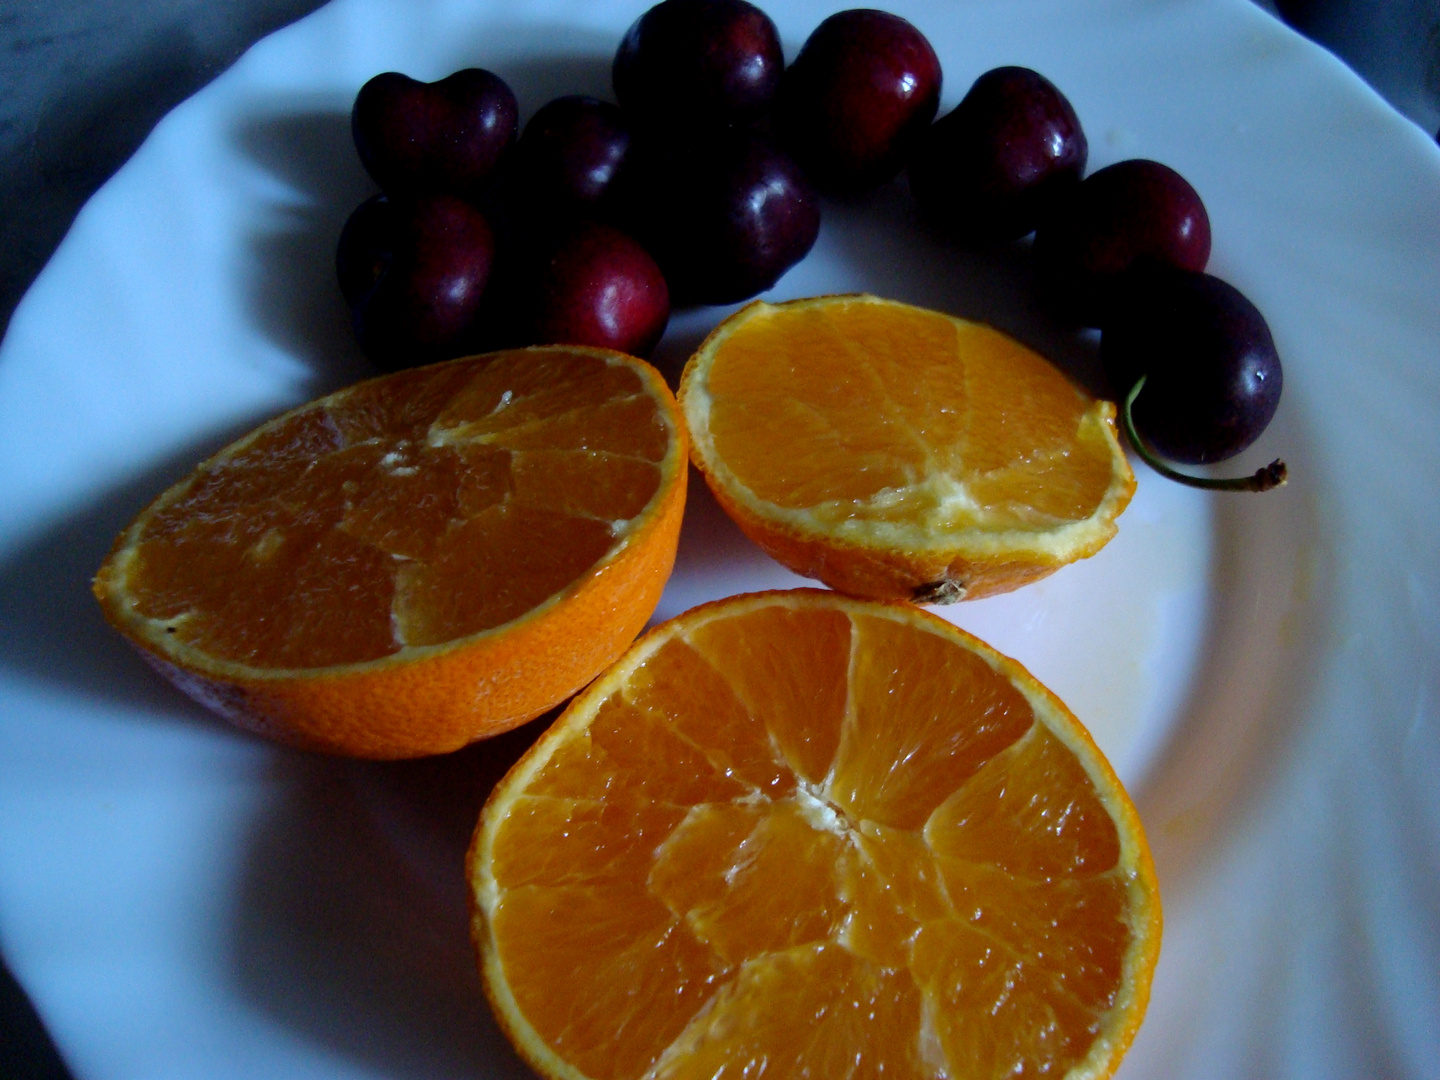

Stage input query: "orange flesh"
[
  {"left": 703, "top": 299, "right": 1116, "bottom": 530},
  {"left": 122, "top": 351, "right": 667, "bottom": 669},
  {"left": 486, "top": 603, "right": 1140, "bottom": 1080}
]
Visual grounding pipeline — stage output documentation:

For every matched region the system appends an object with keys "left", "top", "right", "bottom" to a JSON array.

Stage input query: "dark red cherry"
[
  {"left": 1034, "top": 158, "right": 1211, "bottom": 325},
  {"left": 352, "top": 69, "right": 518, "bottom": 195},
  {"left": 613, "top": 0, "right": 783, "bottom": 129},
  {"left": 776, "top": 9, "right": 942, "bottom": 193},
  {"left": 908, "top": 66, "right": 1087, "bottom": 243},
  {"left": 1103, "top": 267, "right": 1282, "bottom": 465},
  {"left": 620, "top": 130, "right": 820, "bottom": 306},
  {"left": 336, "top": 193, "right": 396, "bottom": 305},
  {"left": 528, "top": 222, "right": 670, "bottom": 357},
  {"left": 345, "top": 194, "right": 495, "bottom": 370},
  {"left": 512, "top": 95, "right": 632, "bottom": 213}
]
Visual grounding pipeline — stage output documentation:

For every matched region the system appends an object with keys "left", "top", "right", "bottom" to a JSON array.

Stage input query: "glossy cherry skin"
[
  {"left": 1103, "top": 267, "right": 1282, "bottom": 464},
  {"left": 908, "top": 66, "right": 1086, "bottom": 243},
  {"left": 620, "top": 130, "right": 820, "bottom": 305},
  {"left": 352, "top": 69, "right": 518, "bottom": 195},
  {"left": 342, "top": 194, "right": 495, "bottom": 370},
  {"left": 528, "top": 222, "right": 670, "bottom": 357},
  {"left": 613, "top": 0, "right": 783, "bottom": 129},
  {"left": 776, "top": 9, "right": 942, "bottom": 193},
  {"left": 1033, "top": 158, "right": 1211, "bottom": 325},
  {"left": 512, "top": 95, "right": 632, "bottom": 214}
]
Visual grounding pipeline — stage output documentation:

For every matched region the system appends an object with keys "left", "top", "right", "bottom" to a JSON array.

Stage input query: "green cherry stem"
[{"left": 1121, "top": 376, "right": 1287, "bottom": 493}]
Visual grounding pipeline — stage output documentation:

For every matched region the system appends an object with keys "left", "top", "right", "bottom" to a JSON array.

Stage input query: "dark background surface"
[{"left": 1, "top": 0, "right": 1438, "bottom": 1077}]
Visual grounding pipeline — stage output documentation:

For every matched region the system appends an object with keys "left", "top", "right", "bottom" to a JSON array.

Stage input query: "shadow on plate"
[
  {"left": 231, "top": 105, "right": 378, "bottom": 395},
  {"left": 0, "top": 421, "right": 278, "bottom": 726},
  {"left": 670, "top": 466, "right": 778, "bottom": 580},
  {"left": 494, "top": 48, "right": 614, "bottom": 112},
  {"left": 231, "top": 723, "right": 547, "bottom": 1079},
  {"left": 639, "top": 171, "right": 1111, "bottom": 395},
  {"left": 647, "top": 316, "right": 721, "bottom": 390},
  {"left": 652, "top": 464, "right": 815, "bottom": 628},
  {"left": 1134, "top": 403, "right": 1336, "bottom": 898},
  {"left": 814, "top": 178, "right": 1110, "bottom": 398}
]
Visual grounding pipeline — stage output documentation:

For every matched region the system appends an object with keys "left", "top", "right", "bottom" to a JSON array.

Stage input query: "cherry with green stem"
[
  {"left": 1121, "top": 377, "right": 1286, "bottom": 492},
  {"left": 1102, "top": 266, "right": 1287, "bottom": 492}
]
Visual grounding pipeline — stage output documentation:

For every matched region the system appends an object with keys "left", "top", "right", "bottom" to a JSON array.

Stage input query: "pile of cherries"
[{"left": 336, "top": 0, "right": 1284, "bottom": 491}]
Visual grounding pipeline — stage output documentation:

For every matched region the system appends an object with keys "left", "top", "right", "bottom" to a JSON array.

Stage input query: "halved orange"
[
  {"left": 679, "top": 295, "right": 1135, "bottom": 602},
  {"left": 93, "top": 346, "right": 687, "bottom": 758},
  {"left": 470, "top": 589, "right": 1161, "bottom": 1080}
]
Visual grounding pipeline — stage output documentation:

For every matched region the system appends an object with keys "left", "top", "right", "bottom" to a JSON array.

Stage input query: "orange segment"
[
  {"left": 648, "top": 802, "right": 767, "bottom": 920},
  {"left": 686, "top": 602, "right": 850, "bottom": 785},
  {"left": 678, "top": 799, "right": 850, "bottom": 965},
  {"left": 830, "top": 611, "right": 1036, "bottom": 830},
  {"left": 651, "top": 943, "right": 934, "bottom": 1080},
  {"left": 470, "top": 590, "right": 1160, "bottom": 1080},
  {"left": 679, "top": 295, "right": 1135, "bottom": 601},
  {"left": 392, "top": 506, "right": 618, "bottom": 646},
  {"left": 93, "top": 346, "right": 687, "bottom": 758},
  {"left": 491, "top": 881, "right": 729, "bottom": 1080},
  {"left": 627, "top": 637, "right": 796, "bottom": 798},
  {"left": 925, "top": 722, "right": 1122, "bottom": 878}
]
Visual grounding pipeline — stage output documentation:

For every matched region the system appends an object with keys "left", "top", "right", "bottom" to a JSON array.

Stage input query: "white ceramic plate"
[{"left": 2, "top": 0, "right": 1438, "bottom": 1076}]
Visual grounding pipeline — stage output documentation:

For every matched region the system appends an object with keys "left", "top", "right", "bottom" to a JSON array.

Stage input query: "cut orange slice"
[
  {"left": 470, "top": 589, "right": 1161, "bottom": 1080},
  {"left": 679, "top": 295, "right": 1135, "bottom": 602},
  {"left": 93, "top": 346, "right": 687, "bottom": 758}
]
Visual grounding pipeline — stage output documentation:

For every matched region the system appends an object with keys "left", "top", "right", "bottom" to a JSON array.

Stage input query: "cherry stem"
[{"left": 1121, "top": 377, "right": 1287, "bottom": 493}]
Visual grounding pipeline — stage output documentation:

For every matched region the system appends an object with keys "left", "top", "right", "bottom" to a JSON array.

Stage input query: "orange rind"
[
  {"left": 470, "top": 589, "right": 1161, "bottom": 1080},
  {"left": 93, "top": 346, "right": 687, "bottom": 758},
  {"left": 679, "top": 295, "right": 1135, "bottom": 602}
]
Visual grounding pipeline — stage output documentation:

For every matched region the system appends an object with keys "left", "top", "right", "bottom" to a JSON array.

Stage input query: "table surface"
[{"left": 1, "top": 0, "right": 1437, "bottom": 1076}]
